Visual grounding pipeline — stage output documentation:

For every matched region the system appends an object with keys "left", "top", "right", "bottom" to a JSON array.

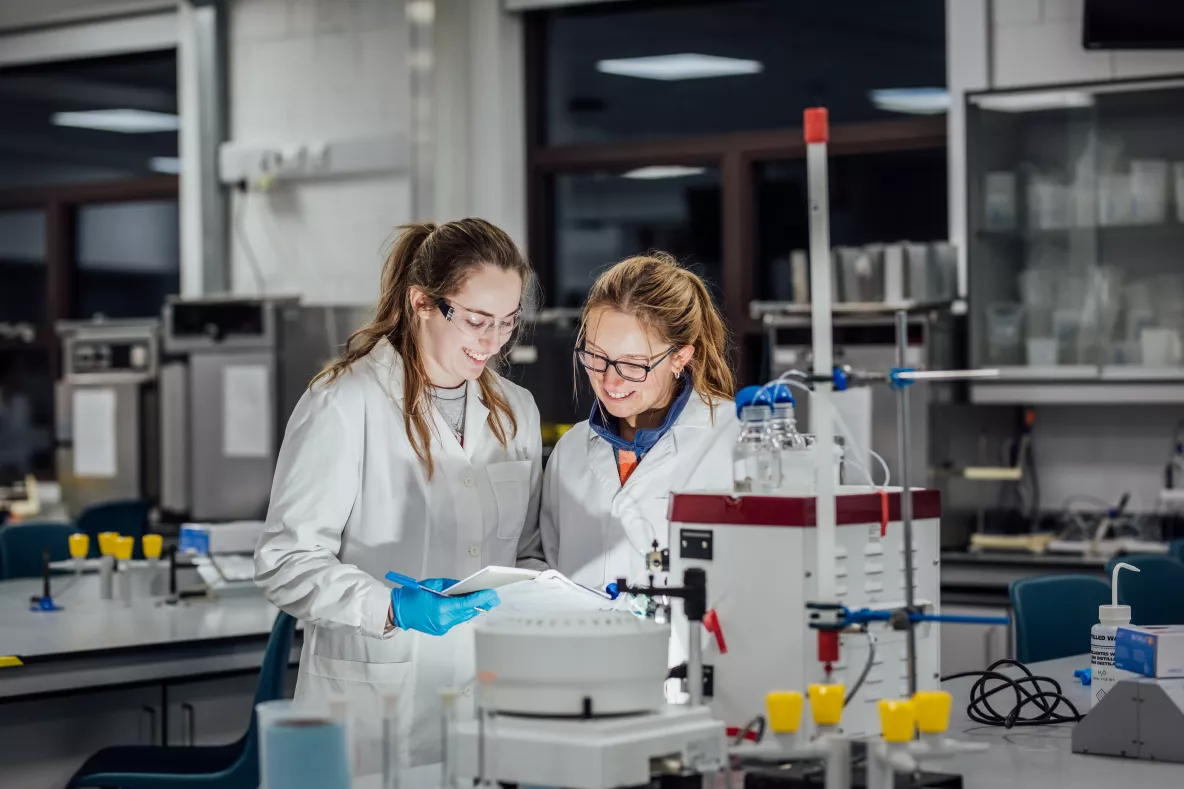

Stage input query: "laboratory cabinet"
[
  {"left": 966, "top": 77, "right": 1184, "bottom": 403},
  {"left": 0, "top": 685, "right": 161, "bottom": 789},
  {"left": 163, "top": 670, "right": 298, "bottom": 747},
  {"left": 0, "top": 668, "right": 295, "bottom": 789}
]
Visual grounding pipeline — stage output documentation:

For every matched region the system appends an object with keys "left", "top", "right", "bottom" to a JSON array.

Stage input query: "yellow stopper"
[
  {"left": 766, "top": 691, "right": 805, "bottom": 734},
  {"left": 69, "top": 533, "right": 90, "bottom": 559},
  {"left": 878, "top": 699, "right": 916, "bottom": 743},
  {"left": 913, "top": 690, "right": 952, "bottom": 734},
  {"left": 142, "top": 534, "right": 163, "bottom": 560},
  {"left": 98, "top": 531, "right": 120, "bottom": 557},
  {"left": 114, "top": 536, "right": 135, "bottom": 561},
  {"left": 807, "top": 684, "right": 845, "bottom": 727}
]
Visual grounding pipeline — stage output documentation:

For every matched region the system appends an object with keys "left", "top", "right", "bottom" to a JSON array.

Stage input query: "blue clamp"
[
  {"left": 831, "top": 366, "right": 849, "bottom": 392},
  {"left": 888, "top": 368, "right": 916, "bottom": 389},
  {"left": 30, "top": 595, "right": 63, "bottom": 612},
  {"left": 1074, "top": 667, "right": 1092, "bottom": 686},
  {"left": 605, "top": 582, "right": 620, "bottom": 600}
]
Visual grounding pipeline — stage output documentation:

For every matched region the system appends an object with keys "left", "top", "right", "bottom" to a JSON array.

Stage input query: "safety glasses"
[
  {"left": 575, "top": 345, "right": 677, "bottom": 383},
  {"left": 436, "top": 299, "right": 521, "bottom": 339}
]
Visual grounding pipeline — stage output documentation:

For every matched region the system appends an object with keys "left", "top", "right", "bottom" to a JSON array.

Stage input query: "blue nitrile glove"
[{"left": 390, "top": 581, "right": 500, "bottom": 636}]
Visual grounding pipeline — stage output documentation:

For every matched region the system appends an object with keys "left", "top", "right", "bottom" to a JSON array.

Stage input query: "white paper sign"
[
  {"left": 222, "top": 365, "right": 271, "bottom": 458},
  {"left": 73, "top": 388, "right": 117, "bottom": 478}
]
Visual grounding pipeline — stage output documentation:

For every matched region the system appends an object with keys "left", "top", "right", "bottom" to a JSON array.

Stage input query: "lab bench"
[
  {"left": 349, "top": 657, "right": 1184, "bottom": 789},
  {"left": 0, "top": 577, "right": 298, "bottom": 789}
]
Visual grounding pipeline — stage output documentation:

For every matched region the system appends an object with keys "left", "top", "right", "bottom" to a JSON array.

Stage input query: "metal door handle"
[
  {"left": 182, "top": 703, "right": 196, "bottom": 746},
  {"left": 140, "top": 706, "right": 158, "bottom": 745}
]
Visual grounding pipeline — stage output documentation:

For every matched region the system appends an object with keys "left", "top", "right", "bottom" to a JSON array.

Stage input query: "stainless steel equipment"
[
  {"left": 751, "top": 302, "right": 958, "bottom": 489},
  {"left": 159, "top": 297, "right": 360, "bottom": 522},
  {"left": 55, "top": 319, "right": 162, "bottom": 515}
]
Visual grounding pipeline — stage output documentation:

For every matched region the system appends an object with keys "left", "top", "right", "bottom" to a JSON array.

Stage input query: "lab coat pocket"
[
  {"left": 305, "top": 654, "right": 412, "bottom": 686},
  {"left": 486, "top": 460, "right": 531, "bottom": 540}
]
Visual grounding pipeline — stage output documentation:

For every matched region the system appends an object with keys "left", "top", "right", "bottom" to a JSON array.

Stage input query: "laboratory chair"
[
  {"left": 1169, "top": 538, "right": 1184, "bottom": 565},
  {"left": 76, "top": 499, "right": 150, "bottom": 558},
  {"left": 1106, "top": 553, "right": 1184, "bottom": 626},
  {"left": 1009, "top": 574, "right": 1112, "bottom": 663},
  {"left": 67, "top": 611, "right": 296, "bottom": 789},
  {"left": 0, "top": 522, "right": 75, "bottom": 579}
]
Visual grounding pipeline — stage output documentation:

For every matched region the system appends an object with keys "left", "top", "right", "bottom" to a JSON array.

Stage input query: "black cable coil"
[{"left": 941, "top": 658, "right": 1085, "bottom": 728}]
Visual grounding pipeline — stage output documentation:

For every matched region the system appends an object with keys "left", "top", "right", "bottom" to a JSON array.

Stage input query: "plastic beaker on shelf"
[{"left": 986, "top": 302, "right": 1024, "bottom": 365}]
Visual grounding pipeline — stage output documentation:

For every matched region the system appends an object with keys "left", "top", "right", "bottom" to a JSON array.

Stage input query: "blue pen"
[{"left": 385, "top": 571, "right": 448, "bottom": 597}]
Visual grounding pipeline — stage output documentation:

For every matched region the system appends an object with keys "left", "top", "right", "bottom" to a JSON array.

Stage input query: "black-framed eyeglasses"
[
  {"left": 436, "top": 298, "right": 521, "bottom": 339},
  {"left": 575, "top": 345, "right": 677, "bottom": 383}
]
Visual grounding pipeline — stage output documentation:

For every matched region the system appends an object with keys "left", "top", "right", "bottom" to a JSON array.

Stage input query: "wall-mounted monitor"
[{"left": 1084, "top": 0, "right": 1184, "bottom": 49}]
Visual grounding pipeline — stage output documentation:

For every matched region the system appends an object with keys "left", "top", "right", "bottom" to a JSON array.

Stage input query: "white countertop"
[{"left": 0, "top": 576, "right": 281, "bottom": 662}]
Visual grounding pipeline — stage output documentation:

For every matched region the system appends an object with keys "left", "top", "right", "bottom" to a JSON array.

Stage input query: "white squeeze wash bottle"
[{"left": 1091, "top": 561, "right": 1140, "bottom": 708}]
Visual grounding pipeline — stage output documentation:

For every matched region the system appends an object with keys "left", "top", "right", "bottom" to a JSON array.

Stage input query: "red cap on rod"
[{"left": 804, "top": 107, "right": 829, "bottom": 144}]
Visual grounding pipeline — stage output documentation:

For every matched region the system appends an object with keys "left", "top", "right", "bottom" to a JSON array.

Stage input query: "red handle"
[
  {"left": 879, "top": 488, "right": 889, "bottom": 537},
  {"left": 704, "top": 608, "right": 727, "bottom": 654}
]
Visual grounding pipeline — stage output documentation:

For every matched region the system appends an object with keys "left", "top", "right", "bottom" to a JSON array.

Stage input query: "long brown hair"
[
  {"left": 314, "top": 218, "right": 535, "bottom": 477},
  {"left": 577, "top": 252, "right": 734, "bottom": 414}
]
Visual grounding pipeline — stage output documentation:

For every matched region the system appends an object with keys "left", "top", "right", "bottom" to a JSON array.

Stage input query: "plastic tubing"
[{"left": 776, "top": 375, "right": 889, "bottom": 489}]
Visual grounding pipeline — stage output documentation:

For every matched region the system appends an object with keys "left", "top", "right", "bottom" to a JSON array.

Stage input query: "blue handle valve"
[{"left": 888, "top": 368, "right": 916, "bottom": 389}]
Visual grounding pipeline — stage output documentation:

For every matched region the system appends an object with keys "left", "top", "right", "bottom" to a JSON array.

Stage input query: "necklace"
[{"left": 429, "top": 383, "right": 467, "bottom": 441}]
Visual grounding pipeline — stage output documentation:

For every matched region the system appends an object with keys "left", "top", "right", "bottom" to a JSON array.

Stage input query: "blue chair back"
[
  {"left": 240, "top": 612, "right": 298, "bottom": 765},
  {"left": 0, "top": 522, "right": 76, "bottom": 579},
  {"left": 1169, "top": 539, "right": 1184, "bottom": 565},
  {"left": 76, "top": 499, "right": 149, "bottom": 558},
  {"left": 1010, "top": 574, "right": 1112, "bottom": 663},
  {"left": 68, "top": 611, "right": 296, "bottom": 789},
  {"left": 1107, "top": 554, "right": 1184, "bottom": 626}
]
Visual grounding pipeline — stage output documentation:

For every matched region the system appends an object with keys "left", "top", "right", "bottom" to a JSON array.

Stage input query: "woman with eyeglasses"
[
  {"left": 255, "top": 219, "right": 543, "bottom": 771},
  {"left": 524, "top": 252, "right": 735, "bottom": 592}
]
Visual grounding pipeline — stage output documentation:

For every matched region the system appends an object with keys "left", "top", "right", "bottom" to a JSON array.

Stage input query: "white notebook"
[{"left": 442, "top": 565, "right": 541, "bottom": 596}]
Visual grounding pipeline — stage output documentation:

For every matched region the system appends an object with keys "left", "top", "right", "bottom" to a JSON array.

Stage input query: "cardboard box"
[{"left": 1114, "top": 625, "right": 1184, "bottom": 678}]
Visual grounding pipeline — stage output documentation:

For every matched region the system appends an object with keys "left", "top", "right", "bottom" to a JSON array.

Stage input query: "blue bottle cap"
[{"left": 735, "top": 385, "right": 764, "bottom": 415}]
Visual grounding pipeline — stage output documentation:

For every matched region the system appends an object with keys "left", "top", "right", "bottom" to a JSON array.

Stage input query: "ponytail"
[{"left": 679, "top": 270, "right": 734, "bottom": 410}]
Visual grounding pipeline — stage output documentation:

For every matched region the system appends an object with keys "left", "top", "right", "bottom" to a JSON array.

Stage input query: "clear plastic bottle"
[
  {"left": 769, "top": 402, "right": 813, "bottom": 495},
  {"left": 1092, "top": 562, "right": 1140, "bottom": 708},
  {"left": 734, "top": 404, "right": 780, "bottom": 493}
]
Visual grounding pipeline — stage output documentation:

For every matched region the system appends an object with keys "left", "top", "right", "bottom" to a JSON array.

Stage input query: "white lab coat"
[
  {"left": 254, "top": 338, "right": 542, "bottom": 771},
  {"left": 538, "top": 393, "right": 736, "bottom": 590}
]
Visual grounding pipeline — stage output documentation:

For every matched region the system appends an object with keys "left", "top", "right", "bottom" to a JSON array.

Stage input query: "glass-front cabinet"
[{"left": 967, "top": 78, "right": 1184, "bottom": 385}]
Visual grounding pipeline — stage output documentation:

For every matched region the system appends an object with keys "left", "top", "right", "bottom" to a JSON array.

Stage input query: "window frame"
[
  {"left": 523, "top": 8, "right": 947, "bottom": 375},
  {"left": 0, "top": 175, "right": 178, "bottom": 365}
]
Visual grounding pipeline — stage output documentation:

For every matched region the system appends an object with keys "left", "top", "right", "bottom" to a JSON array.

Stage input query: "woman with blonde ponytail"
[
  {"left": 255, "top": 218, "right": 543, "bottom": 770},
  {"left": 528, "top": 252, "right": 736, "bottom": 592}
]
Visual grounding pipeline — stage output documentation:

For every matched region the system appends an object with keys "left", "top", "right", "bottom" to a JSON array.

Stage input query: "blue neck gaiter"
[{"left": 588, "top": 375, "right": 693, "bottom": 458}]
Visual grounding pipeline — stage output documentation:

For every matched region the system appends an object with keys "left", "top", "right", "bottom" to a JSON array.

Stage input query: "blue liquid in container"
[{"left": 262, "top": 718, "right": 351, "bottom": 789}]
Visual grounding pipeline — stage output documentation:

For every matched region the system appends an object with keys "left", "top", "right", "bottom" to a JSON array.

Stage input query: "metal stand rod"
[
  {"left": 687, "top": 627, "right": 703, "bottom": 707},
  {"left": 895, "top": 310, "right": 918, "bottom": 696}
]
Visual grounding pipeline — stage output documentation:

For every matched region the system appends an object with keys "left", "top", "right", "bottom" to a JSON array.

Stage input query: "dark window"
[
  {"left": 74, "top": 200, "right": 180, "bottom": 320},
  {"left": 757, "top": 147, "right": 949, "bottom": 300},
  {"left": 0, "top": 210, "right": 47, "bottom": 324},
  {"left": 543, "top": 0, "right": 946, "bottom": 146},
  {"left": 0, "top": 50, "right": 178, "bottom": 189},
  {"left": 551, "top": 168, "right": 723, "bottom": 308}
]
